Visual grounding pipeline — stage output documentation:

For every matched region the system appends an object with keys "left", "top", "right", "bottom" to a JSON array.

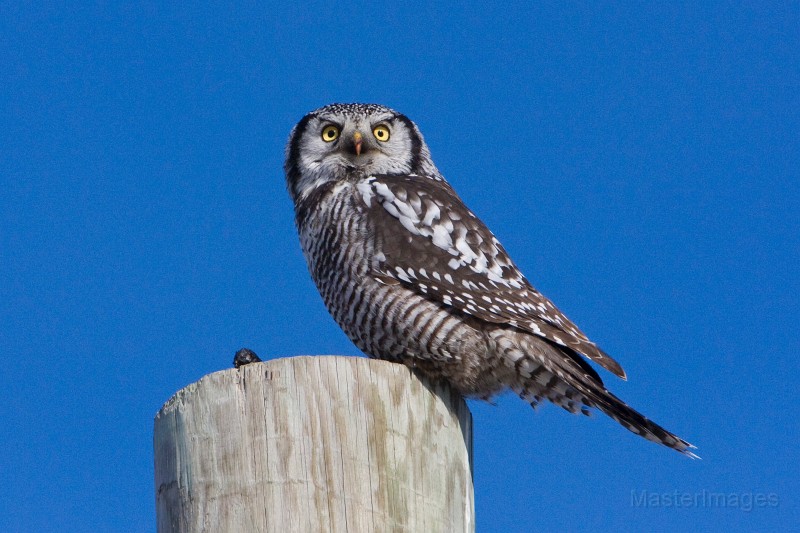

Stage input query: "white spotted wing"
[{"left": 357, "top": 173, "right": 627, "bottom": 380}]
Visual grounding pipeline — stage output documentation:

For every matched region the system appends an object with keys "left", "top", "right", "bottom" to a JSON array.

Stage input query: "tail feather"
[
  {"left": 515, "top": 333, "right": 698, "bottom": 458},
  {"left": 586, "top": 387, "right": 699, "bottom": 458}
]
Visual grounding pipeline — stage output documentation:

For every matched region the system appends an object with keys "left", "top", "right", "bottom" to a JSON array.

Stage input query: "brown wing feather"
[{"left": 358, "top": 173, "right": 627, "bottom": 380}]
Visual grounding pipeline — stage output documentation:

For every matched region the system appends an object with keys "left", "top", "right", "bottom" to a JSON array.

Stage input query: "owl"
[{"left": 284, "top": 103, "right": 696, "bottom": 457}]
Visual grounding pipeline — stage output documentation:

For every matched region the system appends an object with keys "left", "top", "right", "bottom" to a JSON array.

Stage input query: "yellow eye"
[
  {"left": 321, "top": 125, "right": 339, "bottom": 142},
  {"left": 372, "top": 124, "right": 390, "bottom": 142}
]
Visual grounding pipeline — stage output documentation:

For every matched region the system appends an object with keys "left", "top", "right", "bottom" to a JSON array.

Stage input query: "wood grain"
[{"left": 154, "top": 356, "right": 474, "bottom": 532}]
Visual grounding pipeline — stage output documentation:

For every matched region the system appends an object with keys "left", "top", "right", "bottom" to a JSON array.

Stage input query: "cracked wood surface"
[{"left": 154, "top": 356, "right": 474, "bottom": 533}]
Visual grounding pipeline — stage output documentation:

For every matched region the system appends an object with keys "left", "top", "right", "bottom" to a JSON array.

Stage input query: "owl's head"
[{"left": 285, "top": 103, "right": 440, "bottom": 202}]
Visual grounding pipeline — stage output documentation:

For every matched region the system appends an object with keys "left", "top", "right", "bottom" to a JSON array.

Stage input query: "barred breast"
[{"left": 294, "top": 179, "right": 511, "bottom": 397}]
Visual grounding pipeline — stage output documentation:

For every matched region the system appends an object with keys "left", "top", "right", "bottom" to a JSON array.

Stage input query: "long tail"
[
  {"left": 582, "top": 383, "right": 699, "bottom": 458},
  {"left": 513, "top": 333, "right": 698, "bottom": 458}
]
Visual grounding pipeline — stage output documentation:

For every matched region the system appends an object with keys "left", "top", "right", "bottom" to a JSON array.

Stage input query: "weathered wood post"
[{"left": 154, "top": 356, "right": 474, "bottom": 532}]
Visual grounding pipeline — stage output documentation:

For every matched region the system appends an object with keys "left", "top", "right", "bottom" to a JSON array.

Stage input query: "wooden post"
[{"left": 154, "top": 356, "right": 474, "bottom": 532}]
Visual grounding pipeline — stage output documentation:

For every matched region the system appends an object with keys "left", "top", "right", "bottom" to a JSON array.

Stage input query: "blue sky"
[{"left": 1, "top": 2, "right": 798, "bottom": 531}]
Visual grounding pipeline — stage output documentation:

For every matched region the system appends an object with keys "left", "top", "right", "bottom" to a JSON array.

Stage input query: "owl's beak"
[{"left": 352, "top": 131, "right": 363, "bottom": 156}]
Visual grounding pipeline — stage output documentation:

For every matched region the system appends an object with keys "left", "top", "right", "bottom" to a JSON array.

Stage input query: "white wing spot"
[
  {"left": 398, "top": 214, "right": 420, "bottom": 234},
  {"left": 394, "top": 198, "right": 419, "bottom": 221},
  {"left": 395, "top": 266, "right": 411, "bottom": 283},
  {"left": 422, "top": 201, "right": 441, "bottom": 226},
  {"left": 374, "top": 181, "right": 395, "bottom": 201},
  {"left": 357, "top": 180, "right": 375, "bottom": 207},
  {"left": 432, "top": 225, "right": 453, "bottom": 249},
  {"left": 455, "top": 237, "right": 478, "bottom": 262}
]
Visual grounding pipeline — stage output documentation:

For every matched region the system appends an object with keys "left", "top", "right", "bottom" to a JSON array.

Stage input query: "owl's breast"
[{"left": 295, "top": 181, "right": 375, "bottom": 291}]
